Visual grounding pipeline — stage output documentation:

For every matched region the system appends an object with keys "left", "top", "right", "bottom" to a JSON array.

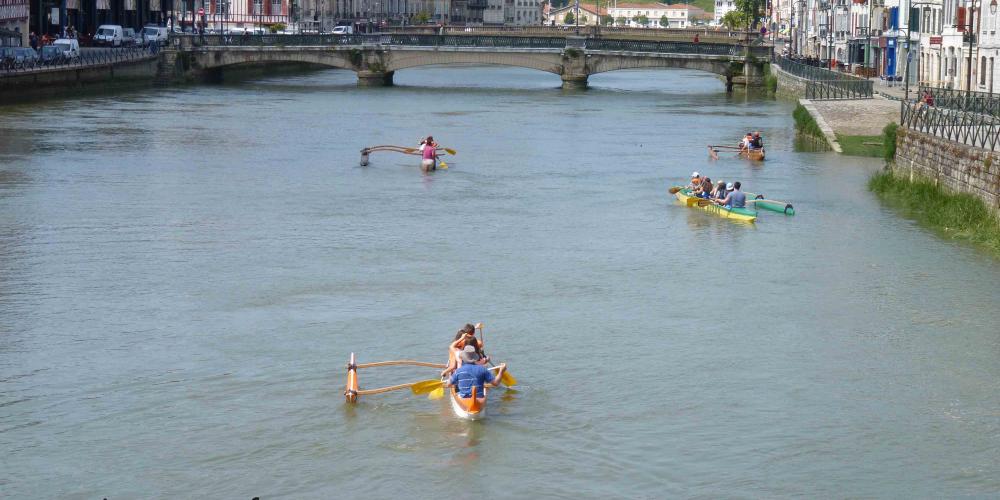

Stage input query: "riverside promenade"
[{"left": 772, "top": 58, "right": 900, "bottom": 152}]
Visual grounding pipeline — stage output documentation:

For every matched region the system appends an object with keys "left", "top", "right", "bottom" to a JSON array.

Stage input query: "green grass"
[
  {"left": 869, "top": 170, "right": 1000, "bottom": 254},
  {"left": 792, "top": 104, "right": 829, "bottom": 148},
  {"left": 835, "top": 134, "right": 883, "bottom": 157}
]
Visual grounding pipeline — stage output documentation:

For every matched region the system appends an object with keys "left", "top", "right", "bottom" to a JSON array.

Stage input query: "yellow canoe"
[{"left": 673, "top": 187, "right": 757, "bottom": 223}]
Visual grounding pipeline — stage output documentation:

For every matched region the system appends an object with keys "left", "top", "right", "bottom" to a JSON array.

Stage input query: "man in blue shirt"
[{"left": 446, "top": 346, "right": 505, "bottom": 399}]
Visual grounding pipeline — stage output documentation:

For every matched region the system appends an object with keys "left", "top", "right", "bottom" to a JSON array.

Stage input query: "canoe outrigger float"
[
  {"left": 344, "top": 352, "right": 513, "bottom": 421},
  {"left": 671, "top": 186, "right": 757, "bottom": 222},
  {"left": 746, "top": 193, "right": 795, "bottom": 215}
]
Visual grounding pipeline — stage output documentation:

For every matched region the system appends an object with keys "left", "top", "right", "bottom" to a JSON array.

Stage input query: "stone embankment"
[
  {"left": 894, "top": 127, "right": 1000, "bottom": 214},
  {"left": 0, "top": 55, "right": 159, "bottom": 102}
]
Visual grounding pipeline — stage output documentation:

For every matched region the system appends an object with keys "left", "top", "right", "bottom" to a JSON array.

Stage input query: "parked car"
[
  {"left": 122, "top": 28, "right": 138, "bottom": 46},
  {"left": 332, "top": 25, "right": 354, "bottom": 34},
  {"left": 94, "top": 25, "right": 124, "bottom": 46},
  {"left": 141, "top": 25, "right": 170, "bottom": 46},
  {"left": 39, "top": 45, "right": 68, "bottom": 65},
  {"left": 3, "top": 47, "right": 41, "bottom": 68},
  {"left": 52, "top": 38, "right": 81, "bottom": 59}
]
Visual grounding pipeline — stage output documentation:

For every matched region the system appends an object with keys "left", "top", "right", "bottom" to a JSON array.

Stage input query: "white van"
[
  {"left": 141, "top": 25, "right": 169, "bottom": 46},
  {"left": 95, "top": 25, "right": 124, "bottom": 47},
  {"left": 51, "top": 38, "right": 81, "bottom": 59},
  {"left": 332, "top": 25, "right": 353, "bottom": 34}
]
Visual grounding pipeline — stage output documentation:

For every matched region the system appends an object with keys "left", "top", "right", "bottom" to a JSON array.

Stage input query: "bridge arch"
[{"left": 384, "top": 50, "right": 564, "bottom": 75}]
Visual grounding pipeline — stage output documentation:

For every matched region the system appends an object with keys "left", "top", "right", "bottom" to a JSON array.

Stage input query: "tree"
[
  {"left": 615, "top": 16, "right": 627, "bottom": 26},
  {"left": 660, "top": 14, "right": 669, "bottom": 28},
  {"left": 637, "top": 15, "right": 650, "bottom": 27},
  {"left": 564, "top": 12, "right": 575, "bottom": 25},
  {"left": 414, "top": 11, "right": 430, "bottom": 23},
  {"left": 601, "top": 14, "right": 614, "bottom": 26},
  {"left": 734, "top": 0, "right": 765, "bottom": 30},
  {"left": 580, "top": 15, "right": 589, "bottom": 24},
  {"left": 721, "top": 10, "right": 749, "bottom": 31}
]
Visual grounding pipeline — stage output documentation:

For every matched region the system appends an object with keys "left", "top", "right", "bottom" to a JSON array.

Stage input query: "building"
[
  {"left": 1, "top": 0, "right": 29, "bottom": 46},
  {"left": 545, "top": 3, "right": 602, "bottom": 25},
  {"left": 512, "top": 0, "right": 542, "bottom": 24},
  {"left": 607, "top": 2, "right": 688, "bottom": 28},
  {"left": 714, "top": 0, "right": 735, "bottom": 25}
]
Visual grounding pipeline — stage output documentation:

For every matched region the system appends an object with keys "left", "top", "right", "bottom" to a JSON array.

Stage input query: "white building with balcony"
[{"left": 608, "top": 3, "right": 688, "bottom": 28}]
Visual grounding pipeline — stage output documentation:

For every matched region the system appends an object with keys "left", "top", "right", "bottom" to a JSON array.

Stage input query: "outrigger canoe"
[
  {"left": 673, "top": 187, "right": 757, "bottom": 223},
  {"left": 740, "top": 148, "right": 765, "bottom": 161}
]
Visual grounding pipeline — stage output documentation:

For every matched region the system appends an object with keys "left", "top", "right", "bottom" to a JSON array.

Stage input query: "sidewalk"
[{"left": 801, "top": 95, "right": 901, "bottom": 152}]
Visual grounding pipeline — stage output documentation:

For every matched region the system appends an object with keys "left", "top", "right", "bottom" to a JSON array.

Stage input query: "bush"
[
  {"left": 793, "top": 104, "right": 826, "bottom": 142},
  {"left": 882, "top": 122, "right": 898, "bottom": 163}
]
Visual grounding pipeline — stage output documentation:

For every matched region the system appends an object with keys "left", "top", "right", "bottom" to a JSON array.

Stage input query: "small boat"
[
  {"left": 740, "top": 148, "right": 766, "bottom": 161},
  {"left": 673, "top": 187, "right": 757, "bottom": 223},
  {"left": 449, "top": 385, "right": 486, "bottom": 420}
]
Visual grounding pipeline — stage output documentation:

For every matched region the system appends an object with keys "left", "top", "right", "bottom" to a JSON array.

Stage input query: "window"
[
  {"left": 982, "top": 56, "right": 987, "bottom": 84},
  {"left": 253, "top": 0, "right": 262, "bottom": 15},
  {"left": 271, "top": 0, "right": 280, "bottom": 15}
]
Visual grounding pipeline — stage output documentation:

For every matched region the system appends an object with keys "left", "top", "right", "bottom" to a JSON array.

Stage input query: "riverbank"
[{"left": 870, "top": 169, "right": 1000, "bottom": 254}]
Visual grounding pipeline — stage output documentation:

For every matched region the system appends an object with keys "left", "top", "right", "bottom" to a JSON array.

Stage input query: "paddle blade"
[
  {"left": 443, "top": 148, "right": 457, "bottom": 155},
  {"left": 438, "top": 160, "right": 448, "bottom": 169},
  {"left": 427, "top": 387, "right": 445, "bottom": 400},
  {"left": 410, "top": 379, "right": 443, "bottom": 395},
  {"left": 668, "top": 186, "right": 682, "bottom": 194},
  {"left": 500, "top": 370, "right": 517, "bottom": 387}
]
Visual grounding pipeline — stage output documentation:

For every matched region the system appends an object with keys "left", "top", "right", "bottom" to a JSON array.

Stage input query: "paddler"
[
  {"left": 421, "top": 136, "right": 438, "bottom": 172},
  {"left": 687, "top": 171, "right": 702, "bottom": 190},
  {"left": 715, "top": 181, "right": 747, "bottom": 209},
  {"left": 695, "top": 177, "right": 714, "bottom": 199},
  {"left": 444, "top": 347, "right": 506, "bottom": 402},
  {"left": 752, "top": 131, "right": 764, "bottom": 150},
  {"left": 441, "top": 324, "right": 486, "bottom": 377}
]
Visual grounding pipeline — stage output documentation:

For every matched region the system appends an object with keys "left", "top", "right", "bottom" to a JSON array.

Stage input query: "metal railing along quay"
[
  {"left": 775, "top": 56, "right": 873, "bottom": 99},
  {"left": 1, "top": 44, "right": 160, "bottom": 75},
  {"left": 903, "top": 86, "right": 1000, "bottom": 150}
]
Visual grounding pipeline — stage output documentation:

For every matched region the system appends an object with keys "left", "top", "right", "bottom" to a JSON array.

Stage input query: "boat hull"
[
  {"left": 740, "top": 148, "right": 765, "bottom": 161},
  {"left": 673, "top": 188, "right": 757, "bottom": 222},
  {"left": 449, "top": 387, "right": 486, "bottom": 420}
]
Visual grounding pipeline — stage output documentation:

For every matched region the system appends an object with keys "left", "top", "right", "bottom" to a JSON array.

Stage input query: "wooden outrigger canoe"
[
  {"left": 344, "top": 353, "right": 510, "bottom": 421},
  {"left": 672, "top": 187, "right": 757, "bottom": 223},
  {"left": 740, "top": 148, "right": 765, "bottom": 161}
]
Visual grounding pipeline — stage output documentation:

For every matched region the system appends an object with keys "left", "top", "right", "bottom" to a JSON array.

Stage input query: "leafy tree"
[
  {"left": 637, "top": 15, "right": 650, "bottom": 26},
  {"left": 414, "top": 11, "right": 430, "bottom": 23},
  {"left": 734, "top": 0, "right": 765, "bottom": 30},
  {"left": 660, "top": 14, "right": 669, "bottom": 27},
  {"left": 564, "top": 12, "right": 575, "bottom": 24},
  {"left": 721, "top": 10, "right": 749, "bottom": 31},
  {"left": 601, "top": 14, "right": 614, "bottom": 26},
  {"left": 580, "top": 15, "right": 588, "bottom": 24},
  {"left": 615, "top": 16, "right": 627, "bottom": 25}
]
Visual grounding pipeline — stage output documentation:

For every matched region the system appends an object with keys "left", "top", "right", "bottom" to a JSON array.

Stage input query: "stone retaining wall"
[
  {"left": 0, "top": 56, "right": 158, "bottom": 103},
  {"left": 894, "top": 127, "right": 1000, "bottom": 213},
  {"left": 771, "top": 62, "right": 808, "bottom": 98}
]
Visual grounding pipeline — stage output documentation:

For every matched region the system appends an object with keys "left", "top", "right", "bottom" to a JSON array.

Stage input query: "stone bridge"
[{"left": 162, "top": 34, "right": 771, "bottom": 90}]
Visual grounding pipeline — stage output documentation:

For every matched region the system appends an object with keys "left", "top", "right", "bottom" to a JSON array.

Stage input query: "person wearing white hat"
[
  {"left": 687, "top": 171, "right": 702, "bottom": 190},
  {"left": 716, "top": 181, "right": 747, "bottom": 209}
]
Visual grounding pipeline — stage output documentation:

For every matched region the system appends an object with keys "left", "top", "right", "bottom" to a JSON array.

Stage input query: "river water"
[{"left": 1, "top": 67, "right": 999, "bottom": 498}]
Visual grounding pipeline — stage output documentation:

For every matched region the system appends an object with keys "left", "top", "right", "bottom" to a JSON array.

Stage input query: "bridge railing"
[{"left": 181, "top": 34, "right": 765, "bottom": 58}]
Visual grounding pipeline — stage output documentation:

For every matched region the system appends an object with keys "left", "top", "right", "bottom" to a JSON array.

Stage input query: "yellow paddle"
[
  {"left": 410, "top": 379, "right": 444, "bottom": 395},
  {"left": 428, "top": 387, "right": 445, "bottom": 400},
  {"left": 442, "top": 147, "right": 457, "bottom": 155},
  {"left": 668, "top": 186, "right": 683, "bottom": 194},
  {"left": 438, "top": 158, "right": 448, "bottom": 169}
]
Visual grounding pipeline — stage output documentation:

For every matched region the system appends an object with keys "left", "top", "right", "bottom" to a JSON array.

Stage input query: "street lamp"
[{"left": 966, "top": 0, "right": 980, "bottom": 92}]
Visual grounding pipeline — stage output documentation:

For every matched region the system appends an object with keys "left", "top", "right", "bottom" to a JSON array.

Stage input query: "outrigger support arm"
[{"left": 356, "top": 360, "right": 447, "bottom": 369}]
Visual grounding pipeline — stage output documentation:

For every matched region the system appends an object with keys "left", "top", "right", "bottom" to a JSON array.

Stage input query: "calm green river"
[{"left": 1, "top": 67, "right": 999, "bottom": 498}]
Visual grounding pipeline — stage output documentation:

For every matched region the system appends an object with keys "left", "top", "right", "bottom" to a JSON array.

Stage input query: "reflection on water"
[{"left": 794, "top": 132, "right": 833, "bottom": 151}]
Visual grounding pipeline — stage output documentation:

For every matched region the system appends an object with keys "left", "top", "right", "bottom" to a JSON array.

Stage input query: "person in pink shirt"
[{"left": 421, "top": 136, "right": 438, "bottom": 172}]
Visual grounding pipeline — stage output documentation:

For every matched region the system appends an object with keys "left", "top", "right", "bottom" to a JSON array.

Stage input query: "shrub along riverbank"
[
  {"left": 869, "top": 170, "right": 1000, "bottom": 254},
  {"left": 792, "top": 104, "right": 830, "bottom": 149}
]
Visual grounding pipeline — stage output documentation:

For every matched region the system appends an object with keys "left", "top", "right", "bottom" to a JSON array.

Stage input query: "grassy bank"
[
  {"left": 792, "top": 104, "right": 830, "bottom": 149},
  {"left": 836, "top": 134, "right": 883, "bottom": 157},
  {"left": 869, "top": 170, "right": 1000, "bottom": 254}
]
